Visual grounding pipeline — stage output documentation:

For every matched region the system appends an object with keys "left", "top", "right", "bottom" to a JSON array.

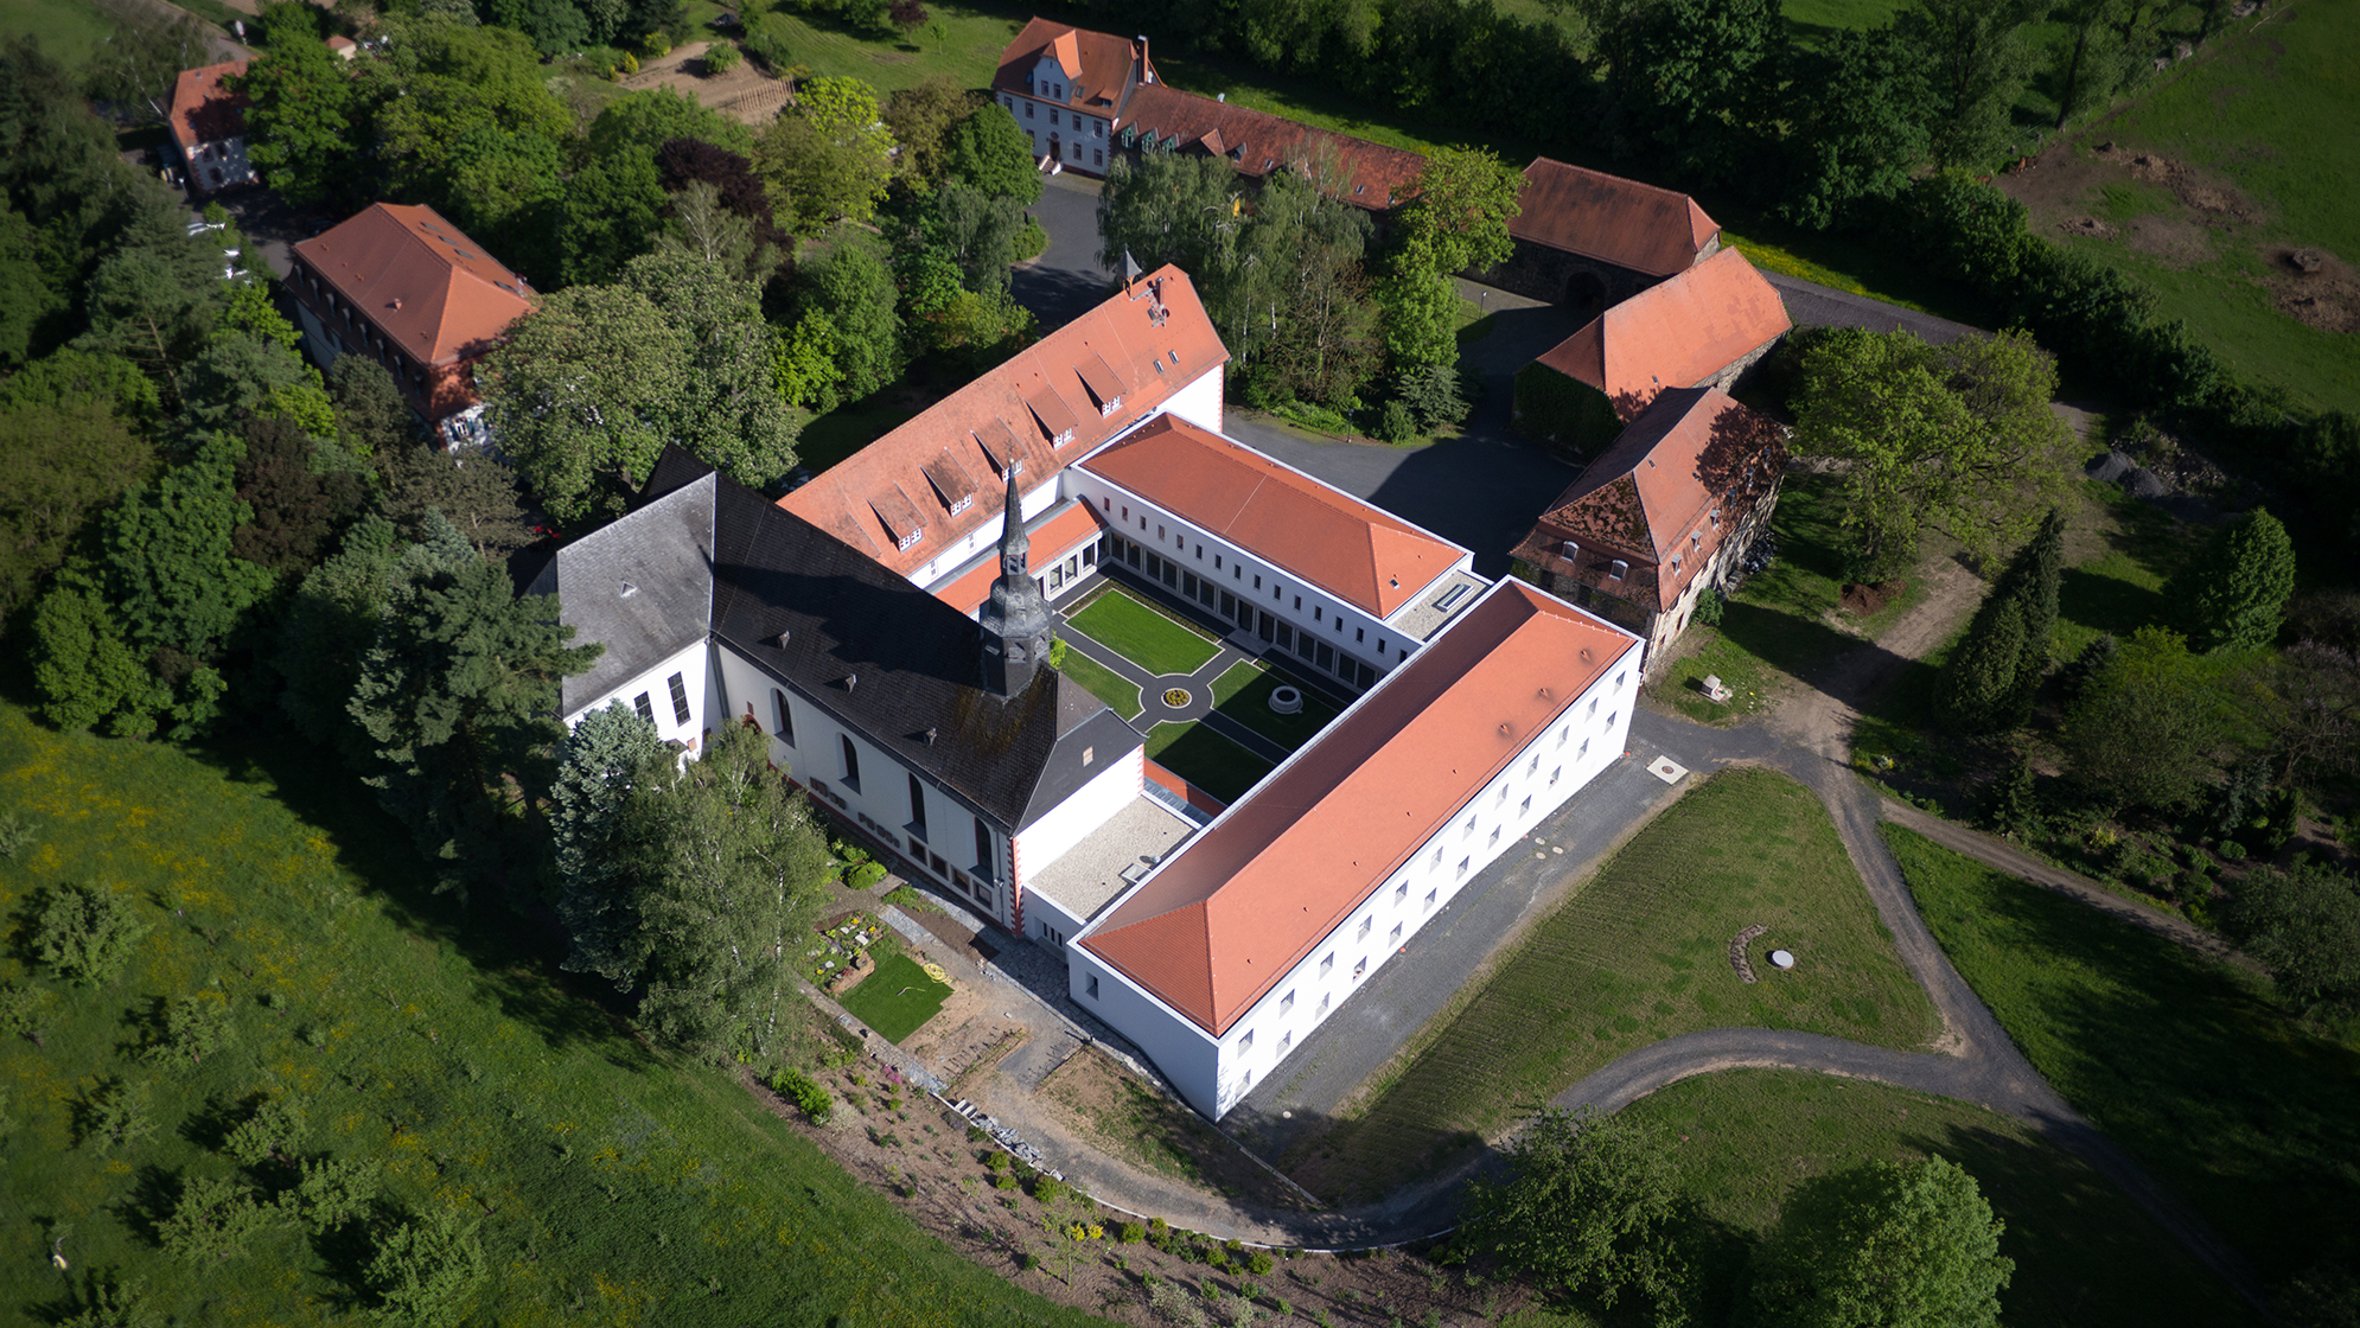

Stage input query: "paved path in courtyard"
[
  {"left": 1055, "top": 593, "right": 1293, "bottom": 767},
  {"left": 1761, "top": 271, "right": 1983, "bottom": 345}
]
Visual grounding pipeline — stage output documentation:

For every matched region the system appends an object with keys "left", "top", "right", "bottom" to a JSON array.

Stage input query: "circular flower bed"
[{"left": 1163, "top": 687, "right": 1191, "bottom": 707}]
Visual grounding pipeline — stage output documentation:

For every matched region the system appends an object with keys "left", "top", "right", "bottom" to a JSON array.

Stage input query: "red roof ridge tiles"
[
  {"left": 1512, "top": 387, "right": 1786, "bottom": 612},
  {"left": 777, "top": 265, "right": 1229, "bottom": 578},
  {"left": 1079, "top": 414, "right": 1465, "bottom": 618},
  {"left": 1510, "top": 157, "right": 1720, "bottom": 277},
  {"left": 169, "top": 61, "right": 249, "bottom": 155},
  {"left": 1079, "top": 580, "right": 1641, "bottom": 1035},
  {"left": 1118, "top": 83, "right": 1425, "bottom": 211},
  {"left": 293, "top": 203, "right": 537, "bottom": 366},
  {"left": 1533, "top": 247, "right": 1790, "bottom": 420}
]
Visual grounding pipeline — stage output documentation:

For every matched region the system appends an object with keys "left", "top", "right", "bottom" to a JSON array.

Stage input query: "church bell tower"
[{"left": 978, "top": 468, "right": 1055, "bottom": 697}]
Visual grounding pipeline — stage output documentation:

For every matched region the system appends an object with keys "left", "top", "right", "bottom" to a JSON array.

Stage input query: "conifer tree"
[
  {"left": 1936, "top": 594, "right": 2026, "bottom": 733},
  {"left": 1997, "top": 508, "right": 2064, "bottom": 725},
  {"left": 2182, "top": 507, "right": 2295, "bottom": 652}
]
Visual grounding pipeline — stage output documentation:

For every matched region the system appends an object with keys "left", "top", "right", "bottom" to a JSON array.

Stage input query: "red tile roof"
[
  {"left": 1533, "top": 248, "right": 1791, "bottom": 420},
  {"left": 992, "top": 17, "right": 1149, "bottom": 113},
  {"left": 1510, "top": 387, "right": 1786, "bottom": 612},
  {"left": 169, "top": 61, "right": 249, "bottom": 155},
  {"left": 1120, "top": 84, "right": 1425, "bottom": 211},
  {"left": 1079, "top": 581, "right": 1641, "bottom": 1035},
  {"left": 1510, "top": 158, "right": 1720, "bottom": 277},
  {"left": 290, "top": 203, "right": 538, "bottom": 419},
  {"left": 779, "top": 266, "right": 1228, "bottom": 577},
  {"left": 932, "top": 501, "right": 1106, "bottom": 615},
  {"left": 1079, "top": 414, "right": 1465, "bottom": 619}
]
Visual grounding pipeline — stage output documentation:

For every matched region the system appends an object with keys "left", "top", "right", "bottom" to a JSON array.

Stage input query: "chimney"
[{"left": 1137, "top": 35, "right": 1153, "bottom": 84}]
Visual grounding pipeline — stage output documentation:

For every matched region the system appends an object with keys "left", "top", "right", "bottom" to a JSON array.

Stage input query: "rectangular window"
[
  {"left": 1025, "top": 102, "right": 1034, "bottom": 119},
  {"left": 1462, "top": 813, "right": 1476, "bottom": 839},
  {"left": 1353, "top": 956, "right": 1368, "bottom": 980},
  {"left": 632, "top": 693, "right": 654, "bottom": 724},
  {"left": 1253, "top": 574, "right": 1262, "bottom": 590},
  {"left": 1458, "top": 856, "right": 1471, "bottom": 877},
  {"left": 907, "top": 773, "right": 928, "bottom": 839},
  {"left": 1049, "top": 108, "right": 1059, "bottom": 125},
  {"left": 1521, "top": 795, "right": 1533, "bottom": 816},
  {"left": 1609, "top": 559, "right": 1629, "bottom": 581},
  {"left": 1317, "top": 993, "right": 1330, "bottom": 1016},
  {"left": 667, "top": 672, "right": 691, "bottom": 725},
  {"left": 1425, "top": 888, "right": 1438, "bottom": 910},
  {"left": 1094, "top": 148, "right": 1104, "bottom": 167},
  {"left": 1279, "top": 1031, "right": 1291, "bottom": 1054},
  {"left": 1489, "top": 826, "right": 1501, "bottom": 847},
  {"left": 1294, "top": 594, "right": 1303, "bottom": 611},
  {"left": 839, "top": 735, "right": 861, "bottom": 791},
  {"left": 1395, "top": 881, "right": 1408, "bottom": 905},
  {"left": 1389, "top": 922, "right": 1402, "bottom": 946},
  {"left": 1240, "top": 1029, "right": 1253, "bottom": 1051},
  {"left": 1320, "top": 953, "right": 1334, "bottom": 976},
  {"left": 974, "top": 818, "right": 993, "bottom": 874},
  {"left": 1357, "top": 916, "right": 1372, "bottom": 940},
  {"left": 1280, "top": 989, "right": 1295, "bottom": 1014},
  {"left": 1617, "top": 670, "right": 1629, "bottom": 690},
  {"left": 1551, "top": 765, "right": 1563, "bottom": 785},
  {"left": 1086, "top": 974, "right": 1100, "bottom": 999},
  {"left": 772, "top": 688, "right": 795, "bottom": 744}
]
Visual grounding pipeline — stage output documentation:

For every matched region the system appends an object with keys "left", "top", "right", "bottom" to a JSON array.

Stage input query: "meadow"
[{"left": 0, "top": 700, "right": 1098, "bottom": 1327}]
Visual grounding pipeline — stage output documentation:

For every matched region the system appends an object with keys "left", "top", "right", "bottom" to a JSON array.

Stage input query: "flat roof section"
[
  {"left": 1077, "top": 580, "right": 1643, "bottom": 1036},
  {"left": 1388, "top": 568, "right": 1492, "bottom": 641},
  {"left": 1027, "top": 794, "right": 1198, "bottom": 925}
]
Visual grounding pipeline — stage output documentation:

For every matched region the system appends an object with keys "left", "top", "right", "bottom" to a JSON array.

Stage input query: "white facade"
[
  {"left": 563, "top": 638, "right": 717, "bottom": 756},
  {"left": 997, "top": 90, "right": 1113, "bottom": 173},
  {"left": 1067, "top": 644, "right": 1640, "bottom": 1118},
  {"left": 1013, "top": 743, "right": 1147, "bottom": 945}
]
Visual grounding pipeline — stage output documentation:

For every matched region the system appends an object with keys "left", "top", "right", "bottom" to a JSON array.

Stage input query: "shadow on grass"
[
  {"left": 1909, "top": 838, "right": 2360, "bottom": 1288},
  {"left": 1146, "top": 723, "right": 1272, "bottom": 806},
  {"left": 2059, "top": 565, "right": 2171, "bottom": 642}
]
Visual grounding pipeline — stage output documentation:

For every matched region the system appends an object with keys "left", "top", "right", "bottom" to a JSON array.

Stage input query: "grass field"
[
  {"left": 0, "top": 0, "right": 127, "bottom": 68},
  {"left": 1648, "top": 470, "right": 1931, "bottom": 725},
  {"left": 1144, "top": 720, "right": 1273, "bottom": 805},
  {"left": 2053, "top": 480, "right": 2191, "bottom": 659},
  {"left": 2007, "top": 2, "right": 2360, "bottom": 415},
  {"left": 1614, "top": 1070, "right": 2247, "bottom": 1326},
  {"left": 1065, "top": 585, "right": 1219, "bottom": 676},
  {"left": 736, "top": 2, "right": 1023, "bottom": 95},
  {"left": 1886, "top": 823, "right": 2360, "bottom": 1287},
  {"left": 1052, "top": 645, "right": 1140, "bottom": 718},
  {"left": 0, "top": 700, "right": 1098, "bottom": 1327},
  {"left": 1285, "top": 769, "right": 1939, "bottom": 1200},
  {"left": 838, "top": 953, "right": 951, "bottom": 1044},
  {"left": 1208, "top": 659, "right": 1339, "bottom": 752}
]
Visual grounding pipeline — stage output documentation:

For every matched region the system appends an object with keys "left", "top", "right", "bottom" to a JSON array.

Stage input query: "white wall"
[
  {"left": 1160, "top": 367, "right": 1224, "bottom": 435},
  {"left": 998, "top": 91, "right": 1111, "bottom": 171},
  {"left": 710, "top": 645, "right": 1013, "bottom": 926},
  {"left": 1071, "top": 634, "right": 1642, "bottom": 1118},
  {"left": 908, "top": 477, "right": 1065, "bottom": 588},
  {"left": 562, "top": 638, "right": 717, "bottom": 756},
  {"left": 1012, "top": 741, "right": 1144, "bottom": 887}
]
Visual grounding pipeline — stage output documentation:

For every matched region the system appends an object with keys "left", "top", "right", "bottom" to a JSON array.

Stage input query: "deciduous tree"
[
  {"left": 2063, "top": 626, "right": 2232, "bottom": 814},
  {"left": 1397, "top": 146, "right": 1520, "bottom": 276},
  {"left": 755, "top": 76, "right": 898, "bottom": 237},
  {"left": 236, "top": 21, "right": 360, "bottom": 207},
  {"left": 1896, "top": 0, "right": 2040, "bottom": 166},
  {"left": 1458, "top": 1107, "right": 1692, "bottom": 1320},
  {"left": 2227, "top": 861, "right": 2360, "bottom": 1013},
  {"left": 0, "top": 389, "right": 154, "bottom": 621},
  {"left": 1747, "top": 1156, "right": 2012, "bottom": 1328},
  {"left": 942, "top": 103, "right": 1040, "bottom": 205},
  {"left": 1781, "top": 26, "right": 1933, "bottom": 229},
  {"left": 621, "top": 244, "right": 801, "bottom": 490}
]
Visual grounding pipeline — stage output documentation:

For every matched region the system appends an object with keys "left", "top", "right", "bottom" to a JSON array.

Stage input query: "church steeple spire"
[{"left": 977, "top": 466, "right": 1055, "bottom": 698}]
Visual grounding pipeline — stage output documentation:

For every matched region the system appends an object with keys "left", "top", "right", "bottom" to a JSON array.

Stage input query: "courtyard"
[{"left": 1053, "top": 579, "right": 1346, "bottom": 806}]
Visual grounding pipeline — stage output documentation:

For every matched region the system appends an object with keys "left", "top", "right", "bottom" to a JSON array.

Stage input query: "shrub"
[
  {"left": 0, "top": 981, "right": 52, "bottom": 1044},
  {"left": 159, "top": 1175, "right": 274, "bottom": 1264},
  {"left": 367, "top": 1207, "right": 488, "bottom": 1328},
  {"left": 75, "top": 1076, "right": 155, "bottom": 1153},
  {"left": 1371, "top": 398, "right": 1418, "bottom": 444},
  {"left": 703, "top": 40, "right": 741, "bottom": 73},
  {"left": 145, "top": 991, "right": 235, "bottom": 1065},
  {"left": 742, "top": 14, "right": 792, "bottom": 72},
  {"left": 0, "top": 808, "right": 37, "bottom": 860},
  {"left": 284, "top": 1156, "right": 379, "bottom": 1234},
  {"left": 32, "top": 883, "right": 149, "bottom": 985},
  {"left": 1030, "top": 1175, "right": 1067, "bottom": 1204},
  {"left": 1693, "top": 587, "right": 1725, "bottom": 628},
  {"left": 2218, "top": 838, "right": 2249, "bottom": 861},
  {"left": 992, "top": 1172, "right": 1018, "bottom": 1190},
  {"left": 767, "top": 1067, "right": 834, "bottom": 1124},
  {"left": 55, "top": 1272, "right": 158, "bottom": 1328},
  {"left": 224, "top": 1095, "right": 308, "bottom": 1167},
  {"left": 1394, "top": 363, "right": 1471, "bottom": 430},
  {"left": 983, "top": 1148, "right": 1011, "bottom": 1172},
  {"left": 1015, "top": 218, "right": 1048, "bottom": 262},
  {"left": 1245, "top": 1249, "right": 1275, "bottom": 1275}
]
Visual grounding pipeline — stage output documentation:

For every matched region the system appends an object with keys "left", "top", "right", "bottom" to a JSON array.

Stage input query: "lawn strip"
[
  {"left": 1053, "top": 647, "right": 1142, "bottom": 719},
  {"left": 839, "top": 952, "right": 953, "bottom": 1044},
  {"left": 1208, "top": 660, "right": 1339, "bottom": 752},
  {"left": 1068, "top": 585, "right": 1220, "bottom": 676},
  {"left": 1143, "top": 720, "right": 1274, "bottom": 805}
]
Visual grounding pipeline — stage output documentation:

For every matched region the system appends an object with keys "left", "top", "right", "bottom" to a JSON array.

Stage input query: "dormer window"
[
  {"left": 1710, "top": 508, "right": 1721, "bottom": 527},
  {"left": 896, "top": 529, "right": 923, "bottom": 552},
  {"left": 1560, "top": 539, "right": 1579, "bottom": 560},
  {"left": 1609, "top": 559, "right": 1629, "bottom": 581}
]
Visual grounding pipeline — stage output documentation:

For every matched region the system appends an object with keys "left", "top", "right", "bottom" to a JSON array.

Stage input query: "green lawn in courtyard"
[
  {"left": 1066, "top": 585, "right": 1219, "bottom": 677},
  {"left": 1144, "top": 720, "right": 1274, "bottom": 805},
  {"left": 1052, "top": 644, "right": 1141, "bottom": 719},
  {"left": 1285, "top": 769, "right": 1938, "bottom": 1201},
  {"left": 1885, "top": 824, "right": 2360, "bottom": 1288},
  {"left": 1613, "top": 1070, "right": 2246, "bottom": 1326},
  {"left": 1209, "top": 659, "right": 1339, "bottom": 753},
  {"left": 0, "top": 701, "right": 1099, "bottom": 1327},
  {"left": 837, "top": 952, "right": 952, "bottom": 1044}
]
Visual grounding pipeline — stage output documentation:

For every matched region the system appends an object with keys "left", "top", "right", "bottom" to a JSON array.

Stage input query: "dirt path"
[{"left": 1767, "top": 555, "right": 1983, "bottom": 762}]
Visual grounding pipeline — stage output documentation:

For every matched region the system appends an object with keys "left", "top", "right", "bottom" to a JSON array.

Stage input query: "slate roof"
[
  {"left": 169, "top": 61, "right": 249, "bottom": 155},
  {"left": 532, "top": 473, "right": 718, "bottom": 718},
  {"left": 1510, "top": 387, "right": 1786, "bottom": 613},
  {"left": 1533, "top": 247, "right": 1790, "bottom": 420},
  {"left": 778, "top": 265, "right": 1227, "bottom": 579},
  {"left": 1079, "top": 414, "right": 1466, "bottom": 619},
  {"left": 1510, "top": 158, "right": 1719, "bottom": 277},
  {"left": 1078, "top": 580, "right": 1642, "bottom": 1035},
  {"left": 1120, "top": 84, "right": 1425, "bottom": 211}
]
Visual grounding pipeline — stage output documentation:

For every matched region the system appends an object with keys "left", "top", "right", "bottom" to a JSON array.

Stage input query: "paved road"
[
  {"left": 1764, "top": 271, "right": 1982, "bottom": 345},
  {"left": 1011, "top": 171, "right": 1115, "bottom": 332}
]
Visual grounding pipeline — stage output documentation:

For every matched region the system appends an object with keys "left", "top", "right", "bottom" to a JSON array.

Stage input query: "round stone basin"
[{"left": 1269, "top": 685, "right": 1304, "bottom": 716}]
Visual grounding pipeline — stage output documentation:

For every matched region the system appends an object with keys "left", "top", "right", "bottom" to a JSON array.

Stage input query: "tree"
[
  {"left": 881, "top": 78, "right": 975, "bottom": 186},
  {"left": 1747, "top": 1157, "right": 2012, "bottom": 1328},
  {"left": 32, "top": 883, "right": 150, "bottom": 985},
  {"left": 562, "top": 89, "right": 752, "bottom": 285},
  {"left": 28, "top": 572, "right": 160, "bottom": 734},
  {"left": 2050, "top": 0, "right": 2160, "bottom": 129},
  {"left": 1613, "top": 0, "right": 1785, "bottom": 186},
  {"left": 1896, "top": 0, "right": 2039, "bottom": 167},
  {"left": 224, "top": 1095, "right": 310, "bottom": 1167},
  {"left": 0, "top": 390, "right": 154, "bottom": 621},
  {"left": 74, "top": 1076, "right": 156, "bottom": 1152},
  {"left": 662, "top": 180, "right": 780, "bottom": 288},
  {"left": 284, "top": 1156, "right": 380, "bottom": 1234},
  {"left": 780, "top": 231, "right": 903, "bottom": 410},
  {"left": 625, "top": 722, "right": 835, "bottom": 1058},
  {"left": 1457, "top": 1107, "right": 1692, "bottom": 1320},
  {"left": 621, "top": 244, "right": 801, "bottom": 488},
  {"left": 1781, "top": 26, "right": 1934, "bottom": 229},
  {"left": 329, "top": 356, "right": 418, "bottom": 458},
  {"left": 236, "top": 22, "right": 360, "bottom": 207},
  {"left": 274, "top": 517, "right": 401, "bottom": 764},
  {"left": 158, "top": 1175, "right": 273, "bottom": 1264},
  {"left": 366, "top": 1207, "right": 487, "bottom": 1328},
  {"left": 923, "top": 183, "right": 1029, "bottom": 293},
  {"left": 78, "top": 226, "right": 226, "bottom": 403},
  {"left": 1789, "top": 328, "right": 2075, "bottom": 583},
  {"left": 476, "top": 282, "right": 693, "bottom": 526},
  {"left": 2263, "top": 639, "right": 2360, "bottom": 789},
  {"left": 2226, "top": 861, "right": 2360, "bottom": 1012},
  {"left": 232, "top": 417, "right": 368, "bottom": 578},
  {"left": 2179, "top": 507, "right": 2294, "bottom": 652},
  {"left": 942, "top": 103, "right": 1040, "bottom": 205},
  {"left": 179, "top": 329, "right": 339, "bottom": 439},
  {"left": 83, "top": 0, "right": 216, "bottom": 124},
  {"left": 2063, "top": 627, "right": 2232, "bottom": 814},
  {"left": 550, "top": 703, "right": 671, "bottom": 986},
  {"left": 348, "top": 516, "right": 599, "bottom": 893},
  {"left": 1986, "top": 751, "right": 2037, "bottom": 837},
  {"left": 144, "top": 991, "right": 235, "bottom": 1064},
  {"left": 1934, "top": 509, "right": 2061, "bottom": 732},
  {"left": 755, "top": 76, "right": 898, "bottom": 237},
  {"left": 1398, "top": 146, "right": 1521, "bottom": 276},
  {"left": 373, "top": 444, "right": 534, "bottom": 559}
]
